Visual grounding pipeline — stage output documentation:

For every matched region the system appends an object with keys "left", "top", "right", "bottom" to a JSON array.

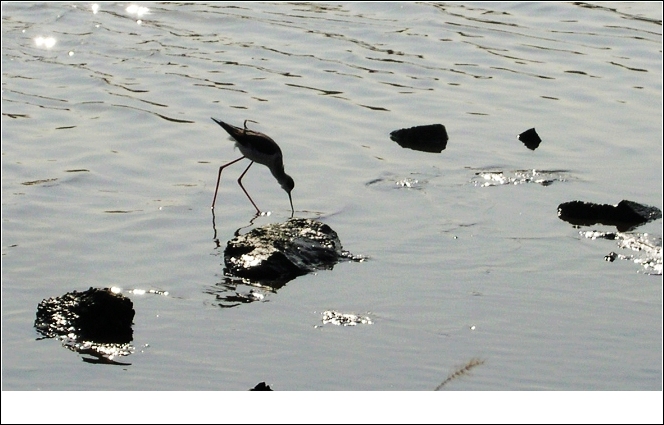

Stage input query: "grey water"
[{"left": 2, "top": 0, "right": 662, "bottom": 406}]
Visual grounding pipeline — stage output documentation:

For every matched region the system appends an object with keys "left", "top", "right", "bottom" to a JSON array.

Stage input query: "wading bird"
[{"left": 210, "top": 118, "right": 294, "bottom": 215}]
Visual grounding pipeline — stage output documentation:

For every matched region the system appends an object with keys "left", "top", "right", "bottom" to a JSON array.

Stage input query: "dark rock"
[
  {"left": 35, "top": 288, "right": 135, "bottom": 362},
  {"left": 390, "top": 124, "right": 448, "bottom": 153},
  {"left": 517, "top": 128, "right": 542, "bottom": 150},
  {"left": 35, "top": 287, "right": 135, "bottom": 343},
  {"left": 224, "top": 218, "right": 364, "bottom": 285},
  {"left": 558, "top": 200, "right": 662, "bottom": 231},
  {"left": 250, "top": 382, "right": 273, "bottom": 391}
]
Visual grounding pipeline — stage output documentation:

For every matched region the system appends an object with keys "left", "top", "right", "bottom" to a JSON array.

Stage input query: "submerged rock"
[
  {"left": 390, "top": 124, "right": 448, "bottom": 153},
  {"left": 472, "top": 169, "right": 567, "bottom": 187},
  {"left": 224, "top": 218, "right": 364, "bottom": 285},
  {"left": 35, "top": 287, "right": 135, "bottom": 362},
  {"left": 580, "top": 230, "right": 661, "bottom": 275},
  {"left": 517, "top": 128, "right": 542, "bottom": 150},
  {"left": 558, "top": 200, "right": 662, "bottom": 231},
  {"left": 320, "top": 310, "right": 373, "bottom": 326}
]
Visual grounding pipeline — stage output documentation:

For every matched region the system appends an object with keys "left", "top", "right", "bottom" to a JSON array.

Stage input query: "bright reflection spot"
[
  {"left": 68, "top": 51, "right": 74, "bottom": 56},
  {"left": 91, "top": 3, "right": 99, "bottom": 14},
  {"left": 35, "top": 36, "right": 57, "bottom": 49},
  {"left": 110, "top": 287, "right": 122, "bottom": 294},
  {"left": 126, "top": 4, "right": 149, "bottom": 17},
  {"left": 136, "top": 20, "right": 142, "bottom": 25}
]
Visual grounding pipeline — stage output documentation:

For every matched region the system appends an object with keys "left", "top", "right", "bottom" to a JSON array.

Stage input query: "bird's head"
[
  {"left": 280, "top": 174, "right": 295, "bottom": 194},
  {"left": 280, "top": 174, "right": 295, "bottom": 215}
]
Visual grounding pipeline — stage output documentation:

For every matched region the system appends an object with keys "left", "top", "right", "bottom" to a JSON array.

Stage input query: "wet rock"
[
  {"left": 224, "top": 218, "right": 364, "bottom": 285},
  {"left": 558, "top": 200, "right": 662, "bottom": 231},
  {"left": 35, "top": 287, "right": 135, "bottom": 362},
  {"left": 35, "top": 287, "right": 134, "bottom": 343},
  {"left": 390, "top": 124, "right": 448, "bottom": 153},
  {"left": 517, "top": 128, "right": 542, "bottom": 150}
]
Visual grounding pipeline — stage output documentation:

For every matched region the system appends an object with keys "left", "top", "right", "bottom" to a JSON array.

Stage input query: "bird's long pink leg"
[
  {"left": 237, "top": 161, "right": 261, "bottom": 214},
  {"left": 211, "top": 156, "right": 245, "bottom": 209}
]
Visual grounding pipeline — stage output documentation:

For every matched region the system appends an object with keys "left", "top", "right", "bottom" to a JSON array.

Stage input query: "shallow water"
[{"left": 2, "top": 1, "right": 662, "bottom": 399}]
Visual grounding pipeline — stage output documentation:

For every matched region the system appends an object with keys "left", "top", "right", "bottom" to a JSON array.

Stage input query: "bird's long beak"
[{"left": 288, "top": 192, "right": 294, "bottom": 217}]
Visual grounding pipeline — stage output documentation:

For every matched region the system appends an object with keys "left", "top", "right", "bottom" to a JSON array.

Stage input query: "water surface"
[{"left": 2, "top": 2, "right": 662, "bottom": 405}]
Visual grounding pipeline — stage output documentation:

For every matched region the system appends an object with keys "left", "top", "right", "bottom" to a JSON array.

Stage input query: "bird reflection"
[{"left": 211, "top": 208, "right": 262, "bottom": 248}]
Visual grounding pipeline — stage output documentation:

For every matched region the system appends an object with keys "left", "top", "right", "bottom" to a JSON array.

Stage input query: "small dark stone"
[
  {"left": 390, "top": 124, "right": 448, "bottom": 153},
  {"left": 517, "top": 128, "right": 542, "bottom": 150},
  {"left": 557, "top": 200, "right": 662, "bottom": 231},
  {"left": 250, "top": 382, "right": 273, "bottom": 391}
]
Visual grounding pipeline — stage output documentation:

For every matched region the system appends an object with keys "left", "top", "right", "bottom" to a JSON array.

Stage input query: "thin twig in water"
[{"left": 435, "top": 358, "right": 485, "bottom": 390}]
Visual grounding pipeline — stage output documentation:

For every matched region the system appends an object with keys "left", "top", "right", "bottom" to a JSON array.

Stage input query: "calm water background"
[{"left": 2, "top": 0, "right": 662, "bottom": 404}]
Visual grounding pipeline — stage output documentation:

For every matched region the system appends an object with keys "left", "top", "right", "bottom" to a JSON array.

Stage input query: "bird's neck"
[{"left": 271, "top": 164, "right": 289, "bottom": 183}]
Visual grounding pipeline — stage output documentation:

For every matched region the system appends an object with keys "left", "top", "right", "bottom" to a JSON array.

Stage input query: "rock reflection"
[{"left": 205, "top": 277, "right": 278, "bottom": 308}]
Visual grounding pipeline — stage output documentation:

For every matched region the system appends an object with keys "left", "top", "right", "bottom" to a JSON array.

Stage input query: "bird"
[{"left": 210, "top": 118, "right": 294, "bottom": 215}]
